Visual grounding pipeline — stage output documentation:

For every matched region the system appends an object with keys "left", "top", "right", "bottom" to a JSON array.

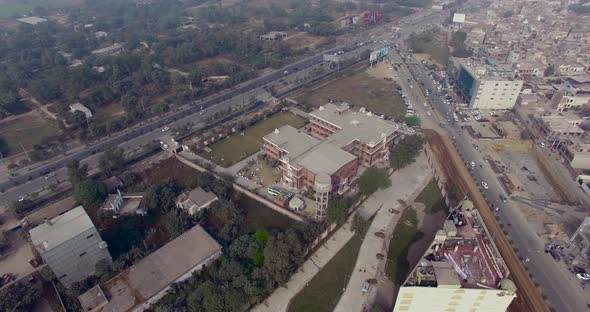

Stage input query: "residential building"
[
  {"left": 70, "top": 103, "right": 93, "bottom": 119},
  {"left": 533, "top": 114, "right": 584, "bottom": 147},
  {"left": 100, "top": 189, "right": 146, "bottom": 216},
  {"left": 176, "top": 187, "right": 218, "bottom": 215},
  {"left": 78, "top": 225, "right": 222, "bottom": 312},
  {"left": 260, "top": 31, "right": 287, "bottom": 41},
  {"left": 29, "top": 206, "right": 112, "bottom": 287},
  {"left": 91, "top": 43, "right": 124, "bottom": 56},
  {"left": 455, "top": 60, "right": 523, "bottom": 110},
  {"left": 549, "top": 83, "right": 590, "bottom": 112},
  {"left": 394, "top": 200, "right": 517, "bottom": 312}
]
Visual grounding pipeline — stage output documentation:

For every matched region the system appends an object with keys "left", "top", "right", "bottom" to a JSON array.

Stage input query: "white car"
[
  {"left": 426, "top": 111, "right": 432, "bottom": 116},
  {"left": 44, "top": 172, "right": 56, "bottom": 179},
  {"left": 576, "top": 273, "right": 590, "bottom": 280},
  {"left": 481, "top": 182, "right": 489, "bottom": 189},
  {"left": 423, "top": 102, "right": 428, "bottom": 107},
  {"left": 162, "top": 126, "right": 170, "bottom": 132}
]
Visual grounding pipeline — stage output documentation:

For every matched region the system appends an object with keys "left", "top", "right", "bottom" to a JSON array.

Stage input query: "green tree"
[
  {"left": 67, "top": 159, "right": 89, "bottom": 185},
  {"left": 351, "top": 213, "right": 370, "bottom": 235},
  {"left": 74, "top": 179, "right": 107, "bottom": 206},
  {"left": 389, "top": 135, "right": 424, "bottom": 170},
  {"left": 327, "top": 199, "right": 349, "bottom": 225},
  {"left": 404, "top": 115, "right": 421, "bottom": 127},
  {"left": 99, "top": 147, "right": 125, "bottom": 175},
  {"left": 358, "top": 168, "right": 391, "bottom": 196},
  {"left": 543, "top": 64, "right": 555, "bottom": 77},
  {"left": 0, "top": 282, "right": 40, "bottom": 312}
]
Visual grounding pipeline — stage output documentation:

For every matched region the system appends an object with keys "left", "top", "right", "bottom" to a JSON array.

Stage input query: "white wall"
[{"left": 470, "top": 79, "right": 523, "bottom": 110}]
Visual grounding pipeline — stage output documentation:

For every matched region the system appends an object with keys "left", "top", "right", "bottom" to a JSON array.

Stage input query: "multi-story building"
[
  {"left": 549, "top": 82, "right": 590, "bottom": 112},
  {"left": 29, "top": 206, "right": 112, "bottom": 287},
  {"left": 394, "top": 200, "right": 517, "bottom": 312},
  {"left": 263, "top": 103, "right": 406, "bottom": 218},
  {"left": 455, "top": 60, "right": 523, "bottom": 110}
]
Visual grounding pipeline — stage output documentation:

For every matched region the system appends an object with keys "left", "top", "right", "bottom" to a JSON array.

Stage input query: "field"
[
  {"left": 297, "top": 71, "right": 406, "bottom": 120},
  {"left": 385, "top": 208, "right": 424, "bottom": 285},
  {"left": 238, "top": 195, "right": 297, "bottom": 234},
  {"left": 414, "top": 178, "right": 448, "bottom": 214},
  {"left": 287, "top": 234, "right": 363, "bottom": 312},
  {"left": 0, "top": 113, "right": 60, "bottom": 155},
  {"left": 200, "top": 112, "right": 307, "bottom": 167}
]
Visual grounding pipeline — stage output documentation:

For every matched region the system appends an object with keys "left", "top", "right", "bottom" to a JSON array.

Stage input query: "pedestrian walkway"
[
  {"left": 334, "top": 152, "right": 432, "bottom": 312},
  {"left": 252, "top": 219, "right": 355, "bottom": 312}
]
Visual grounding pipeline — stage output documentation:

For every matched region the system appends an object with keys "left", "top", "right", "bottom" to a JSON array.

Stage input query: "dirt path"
[
  {"left": 19, "top": 89, "right": 59, "bottom": 121},
  {"left": 425, "top": 129, "right": 548, "bottom": 312}
]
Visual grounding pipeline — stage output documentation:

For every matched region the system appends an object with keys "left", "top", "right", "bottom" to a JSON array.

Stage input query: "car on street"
[
  {"left": 44, "top": 172, "right": 56, "bottom": 179},
  {"left": 161, "top": 126, "right": 170, "bottom": 132},
  {"left": 423, "top": 102, "right": 428, "bottom": 107},
  {"left": 470, "top": 161, "right": 475, "bottom": 168},
  {"left": 576, "top": 273, "right": 590, "bottom": 281},
  {"left": 361, "top": 282, "right": 369, "bottom": 294},
  {"left": 499, "top": 194, "right": 507, "bottom": 203},
  {"left": 426, "top": 111, "right": 432, "bottom": 116},
  {"left": 481, "top": 182, "right": 489, "bottom": 189}
]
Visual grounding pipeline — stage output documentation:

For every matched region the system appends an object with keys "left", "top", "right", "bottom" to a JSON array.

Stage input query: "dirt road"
[{"left": 425, "top": 129, "right": 549, "bottom": 312}]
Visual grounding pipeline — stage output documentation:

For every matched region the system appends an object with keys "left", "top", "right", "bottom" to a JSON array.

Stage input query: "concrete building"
[
  {"left": 100, "top": 190, "right": 146, "bottom": 216},
  {"left": 17, "top": 16, "right": 47, "bottom": 25},
  {"left": 78, "top": 225, "right": 222, "bottom": 312},
  {"left": 91, "top": 43, "right": 124, "bottom": 56},
  {"left": 176, "top": 187, "right": 218, "bottom": 215},
  {"left": 455, "top": 60, "right": 523, "bottom": 110},
  {"left": 29, "top": 206, "right": 112, "bottom": 287},
  {"left": 70, "top": 103, "right": 93, "bottom": 119},
  {"left": 549, "top": 83, "right": 590, "bottom": 112},
  {"left": 533, "top": 114, "right": 584, "bottom": 149},
  {"left": 263, "top": 103, "right": 405, "bottom": 218},
  {"left": 394, "top": 200, "right": 517, "bottom": 312},
  {"left": 569, "top": 217, "right": 590, "bottom": 265}
]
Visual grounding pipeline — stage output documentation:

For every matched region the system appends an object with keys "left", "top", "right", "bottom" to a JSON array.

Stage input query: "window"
[
  {"left": 86, "top": 234, "right": 94, "bottom": 239},
  {"left": 80, "top": 252, "right": 87, "bottom": 257}
]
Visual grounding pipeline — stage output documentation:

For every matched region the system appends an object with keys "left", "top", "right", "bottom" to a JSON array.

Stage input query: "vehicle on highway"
[
  {"left": 161, "top": 126, "right": 170, "bottom": 132},
  {"left": 481, "top": 182, "right": 489, "bottom": 189},
  {"left": 575, "top": 273, "right": 590, "bottom": 280},
  {"left": 44, "top": 172, "right": 56, "bottom": 179}
]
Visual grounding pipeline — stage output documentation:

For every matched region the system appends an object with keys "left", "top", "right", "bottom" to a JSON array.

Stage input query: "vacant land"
[
  {"left": 414, "top": 178, "right": 448, "bottom": 214},
  {"left": 0, "top": 0, "right": 80, "bottom": 18},
  {"left": 239, "top": 195, "right": 297, "bottom": 234},
  {"left": 201, "top": 112, "right": 306, "bottom": 167},
  {"left": 297, "top": 71, "right": 405, "bottom": 120},
  {"left": 0, "top": 112, "right": 60, "bottom": 154},
  {"left": 385, "top": 208, "right": 423, "bottom": 285},
  {"left": 288, "top": 234, "right": 363, "bottom": 312},
  {"left": 406, "top": 31, "right": 449, "bottom": 68},
  {"left": 0, "top": 3, "right": 31, "bottom": 18}
]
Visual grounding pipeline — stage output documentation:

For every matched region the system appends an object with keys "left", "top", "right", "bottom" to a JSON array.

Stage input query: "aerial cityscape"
[{"left": 0, "top": 0, "right": 589, "bottom": 311}]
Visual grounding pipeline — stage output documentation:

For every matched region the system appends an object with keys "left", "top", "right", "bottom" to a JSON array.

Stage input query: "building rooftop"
[
  {"left": 310, "top": 103, "right": 400, "bottom": 147},
  {"left": 403, "top": 200, "right": 513, "bottom": 292},
  {"left": 459, "top": 59, "right": 519, "bottom": 81},
  {"left": 17, "top": 16, "right": 47, "bottom": 25},
  {"left": 78, "top": 285, "right": 108, "bottom": 312},
  {"left": 179, "top": 187, "right": 218, "bottom": 207},
  {"left": 297, "top": 143, "right": 356, "bottom": 176},
  {"left": 29, "top": 206, "right": 95, "bottom": 253},
  {"left": 81, "top": 225, "right": 221, "bottom": 312},
  {"left": 539, "top": 115, "right": 584, "bottom": 135},
  {"left": 263, "top": 125, "right": 320, "bottom": 160}
]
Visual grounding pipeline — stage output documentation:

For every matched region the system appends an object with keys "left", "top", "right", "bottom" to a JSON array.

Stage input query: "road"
[
  {"left": 391, "top": 45, "right": 590, "bottom": 311},
  {"left": 0, "top": 10, "right": 444, "bottom": 205}
]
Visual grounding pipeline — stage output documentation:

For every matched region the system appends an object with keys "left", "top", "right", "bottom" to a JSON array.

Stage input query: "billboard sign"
[{"left": 369, "top": 46, "right": 389, "bottom": 63}]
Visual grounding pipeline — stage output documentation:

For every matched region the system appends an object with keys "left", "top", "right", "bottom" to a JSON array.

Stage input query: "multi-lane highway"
[
  {"left": 0, "top": 10, "right": 444, "bottom": 205},
  {"left": 390, "top": 45, "right": 590, "bottom": 311}
]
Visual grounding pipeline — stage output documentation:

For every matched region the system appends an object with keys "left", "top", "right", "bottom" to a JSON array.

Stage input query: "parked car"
[
  {"left": 576, "top": 273, "right": 590, "bottom": 280},
  {"left": 499, "top": 194, "right": 507, "bottom": 203},
  {"left": 44, "top": 172, "right": 56, "bottom": 179},
  {"left": 481, "top": 182, "right": 489, "bottom": 189}
]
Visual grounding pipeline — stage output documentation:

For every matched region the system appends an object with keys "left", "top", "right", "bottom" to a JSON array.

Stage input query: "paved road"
[
  {"left": 0, "top": 10, "right": 444, "bottom": 205},
  {"left": 396, "top": 46, "right": 590, "bottom": 311}
]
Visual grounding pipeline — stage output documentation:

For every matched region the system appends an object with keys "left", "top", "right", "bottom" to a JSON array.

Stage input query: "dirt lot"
[
  {"left": 142, "top": 155, "right": 200, "bottom": 188},
  {"left": 284, "top": 32, "right": 328, "bottom": 50},
  {"left": 296, "top": 67, "right": 406, "bottom": 120},
  {"left": 200, "top": 112, "right": 306, "bottom": 167},
  {"left": 0, "top": 111, "right": 60, "bottom": 154},
  {"left": 237, "top": 158, "right": 281, "bottom": 187}
]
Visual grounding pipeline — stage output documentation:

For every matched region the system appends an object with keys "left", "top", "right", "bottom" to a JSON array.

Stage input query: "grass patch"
[
  {"left": 238, "top": 195, "right": 297, "bottom": 234},
  {"left": 385, "top": 208, "right": 424, "bottom": 285},
  {"left": 0, "top": 113, "right": 60, "bottom": 155},
  {"left": 297, "top": 71, "right": 406, "bottom": 120},
  {"left": 200, "top": 112, "right": 306, "bottom": 167},
  {"left": 288, "top": 234, "right": 363, "bottom": 312},
  {"left": 414, "top": 178, "right": 449, "bottom": 214}
]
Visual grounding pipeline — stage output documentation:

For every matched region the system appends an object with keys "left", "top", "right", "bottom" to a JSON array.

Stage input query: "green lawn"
[
  {"left": 200, "top": 112, "right": 307, "bottom": 167},
  {"left": 385, "top": 208, "right": 424, "bottom": 285},
  {"left": 414, "top": 178, "right": 449, "bottom": 215},
  {"left": 0, "top": 114, "right": 60, "bottom": 155},
  {"left": 287, "top": 234, "right": 363, "bottom": 312},
  {"left": 297, "top": 71, "right": 406, "bottom": 120}
]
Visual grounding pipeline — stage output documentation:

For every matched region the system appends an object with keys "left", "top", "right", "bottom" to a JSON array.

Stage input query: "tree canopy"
[
  {"left": 74, "top": 179, "right": 107, "bottom": 207},
  {"left": 358, "top": 167, "right": 391, "bottom": 196},
  {"left": 389, "top": 135, "right": 424, "bottom": 170}
]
